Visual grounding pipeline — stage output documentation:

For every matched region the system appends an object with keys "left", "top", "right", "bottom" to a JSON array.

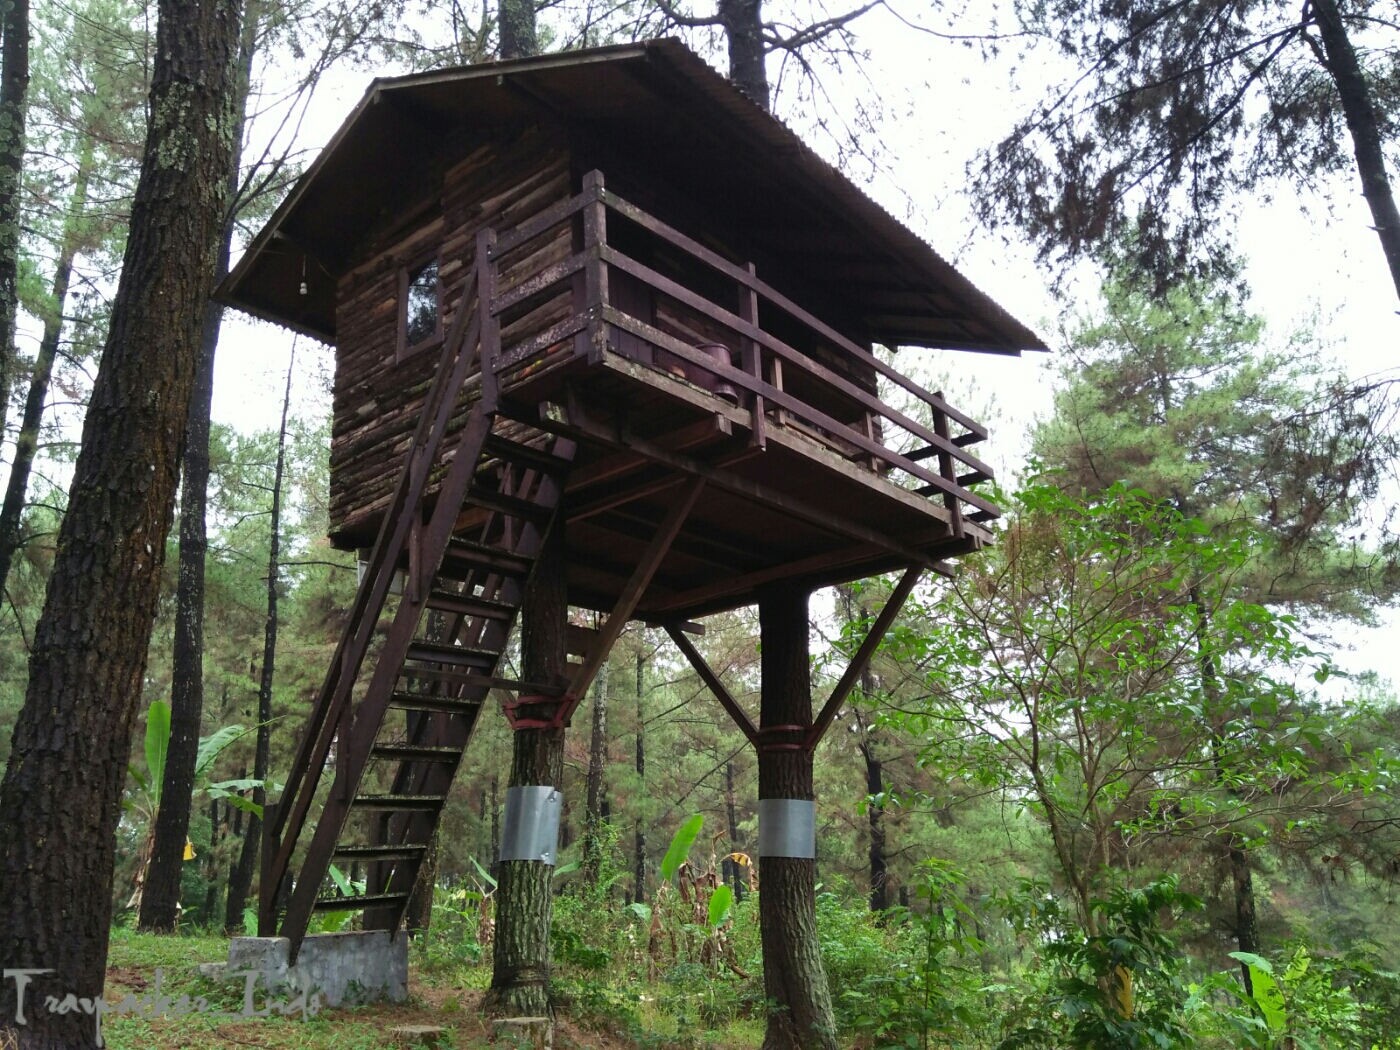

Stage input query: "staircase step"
[
  {"left": 388, "top": 690, "right": 487, "bottom": 713},
  {"left": 399, "top": 666, "right": 564, "bottom": 695},
  {"left": 333, "top": 845, "right": 428, "bottom": 862},
  {"left": 350, "top": 795, "right": 446, "bottom": 811},
  {"left": 370, "top": 743, "right": 464, "bottom": 763},
  {"left": 426, "top": 589, "right": 516, "bottom": 620},
  {"left": 405, "top": 640, "right": 499, "bottom": 669},
  {"left": 465, "top": 484, "right": 553, "bottom": 525},
  {"left": 440, "top": 539, "right": 533, "bottom": 579},
  {"left": 312, "top": 892, "right": 410, "bottom": 912},
  {"left": 484, "top": 433, "right": 569, "bottom": 476}
]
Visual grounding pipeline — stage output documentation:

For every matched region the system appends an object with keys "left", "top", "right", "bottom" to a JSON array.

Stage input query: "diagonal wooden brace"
[
  {"left": 806, "top": 563, "right": 922, "bottom": 749},
  {"left": 567, "top": 476, "right": 707, "bottom": 701},
  {"left": 665, "top": 624, "right": 760, "bottom": 747},
  {"left": 667, "top": 563, "right": 922, "bottom": 753}
]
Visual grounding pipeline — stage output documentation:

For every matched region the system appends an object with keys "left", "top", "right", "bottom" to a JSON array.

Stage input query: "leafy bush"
[
  {"left": 997, "top": 876, "right": 1201, "bottom": 1050},
  {"left": 834, "top": 861, "right": 989, "bottom": 1049},
  {"left": 1193, "top": 942, "right": 1400, "bottom": 1050}
]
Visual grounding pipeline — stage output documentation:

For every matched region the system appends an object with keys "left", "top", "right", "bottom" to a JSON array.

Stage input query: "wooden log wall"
[{"left": 329, "top": 127, "right": 573, "bottom": 545}]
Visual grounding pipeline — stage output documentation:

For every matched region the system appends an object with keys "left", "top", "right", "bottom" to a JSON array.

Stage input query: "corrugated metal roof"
[{"left": 220, "top": 38, "right": 1047, "bottom": 354}]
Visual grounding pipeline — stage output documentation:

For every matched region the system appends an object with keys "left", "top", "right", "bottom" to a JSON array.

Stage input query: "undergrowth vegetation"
[{"left": 403, "top": 832, "right": 1400, "bottom": 1050}]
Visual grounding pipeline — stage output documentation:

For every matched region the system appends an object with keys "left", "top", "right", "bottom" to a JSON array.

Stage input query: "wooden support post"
[
  {"left": 739, "top": 262, "right": 765, "bottom": 449},
  {"left": 806, "top": 565, "right": 921, "bottom": 750},
  {"left": 861, "top": 412, "right": 878, "bottom": 471},
  {"left": 769, "top": 354, "right": 787, "bottom": 428},
  {"left": 756, "top": 584, "right": 837, "bottom": 1050},
  {"left": 664, "top": 624, "right": 759, "bottom": 746},
  {"left": 581, "top": 170, "right": 608, "bottom": 364},
  {"left": 933, "top": 393, "right": 964, "bottom": 539},
  {"left": 569, "top": 476, "right": 706, "bottom": 701},
  {"left": 477, "top": 230, "right": 499, "bottom": 412}
]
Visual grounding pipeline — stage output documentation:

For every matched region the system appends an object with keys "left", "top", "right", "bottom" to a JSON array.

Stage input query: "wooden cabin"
[
  {"left": 224, "top": 38, "right": 1043, "bottom": 622},
  {"left": 219, "top": 40, "right": 1044, "bottom": 949}
]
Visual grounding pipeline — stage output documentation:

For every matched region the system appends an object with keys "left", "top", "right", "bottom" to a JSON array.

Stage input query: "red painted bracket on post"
[{"left": 502, "top": 692, "right": 581, "bottom": 731}]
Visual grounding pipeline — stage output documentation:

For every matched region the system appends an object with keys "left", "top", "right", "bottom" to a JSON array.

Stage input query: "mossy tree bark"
[
  {"left": 757, "top": 585, "right": 838, "bottom": 1050},
  {"left": 497, "top": 0, "right": 536, "bottom": 59},
  {"left": 487, "top": 521, "right": 567, "bottom": 1018},
  {"left": 0, "top": 0, "right": 242, "bottom": 1040},
  {"left": 140, "top": 10, "right": 258, "bottom": 933},
  {"left": 406, "top": 827, "right": 440, "bottom": 933},
  {"left": 717, "top": 0, "right": 768, "bottom": 108}
]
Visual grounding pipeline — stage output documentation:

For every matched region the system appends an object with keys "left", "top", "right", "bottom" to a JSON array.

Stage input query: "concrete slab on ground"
[{"left": 196, "top": 930, "right": 408, "bottom": 1007}]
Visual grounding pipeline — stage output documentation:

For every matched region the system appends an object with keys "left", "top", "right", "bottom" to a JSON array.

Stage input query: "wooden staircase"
[{"left": 260, "top": 267, "right": 577, "bottom": 959}]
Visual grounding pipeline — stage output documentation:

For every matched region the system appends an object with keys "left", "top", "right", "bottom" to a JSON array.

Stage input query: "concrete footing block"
[
  {"left": 491, "top": 1016, "right": 553, "bottom": 1048},
  {"left": 387, "top": 1024, "right": 447, "bottom": 1047},
  {"left": 198, "top": 930, "right": 408, "bottom": 1007}
]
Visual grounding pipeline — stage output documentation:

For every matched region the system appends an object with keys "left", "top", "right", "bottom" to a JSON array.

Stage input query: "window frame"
[{"left": 397, "top": 254, "right": 444, "bottom": 361}]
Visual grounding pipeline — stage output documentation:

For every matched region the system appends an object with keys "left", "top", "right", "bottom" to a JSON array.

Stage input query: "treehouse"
[{"left": 221, "top": 38, "right": 1045, "bottom": 959}]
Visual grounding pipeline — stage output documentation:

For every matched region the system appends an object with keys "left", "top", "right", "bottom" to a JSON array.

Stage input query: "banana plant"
[
  {"left": 126, "top": 701, "right": 275, "bottom": 819},
  {"left": 124, "top": 700, "right": 270, "bottom": 908},
  {"left": 307, "top": 863, "right": 365, "bottom": 933},
  {"left": 638, "top": 815, "right": 751, "bottom": 977}
]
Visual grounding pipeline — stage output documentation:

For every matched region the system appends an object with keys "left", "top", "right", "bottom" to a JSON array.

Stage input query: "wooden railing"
[{"left": 480, "top": 170, "right": 998, "bottom": 526}]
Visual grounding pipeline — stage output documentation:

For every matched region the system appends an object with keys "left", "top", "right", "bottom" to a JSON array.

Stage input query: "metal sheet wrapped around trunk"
[
  {"left": 499, "top": 785, "right": 563, "bottom": 864},
  {"left": 758, "top": 798, "right": 816, "bottom": 858}
]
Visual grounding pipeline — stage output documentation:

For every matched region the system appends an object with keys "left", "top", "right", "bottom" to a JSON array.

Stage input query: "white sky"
[{"left": 206, "top": 7, "right": 1400, "bottom": 689}]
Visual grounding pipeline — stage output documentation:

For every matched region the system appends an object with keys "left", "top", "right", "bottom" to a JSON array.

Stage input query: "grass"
[{"left": 97, "top": 929, "right": 757, "bottom": 1050}]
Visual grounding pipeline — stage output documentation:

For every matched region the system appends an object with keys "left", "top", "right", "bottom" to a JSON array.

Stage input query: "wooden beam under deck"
[
  {"left": 586, "top": 351, "right": 993, "bottom": 534},
  {"left": 579, "top": 508, "right": 771, "bottom": 574},
  {"left": 638, "top": 538, "right": 968, "bottom": 620},
  {"left": 562, "top": 407, "right": 936, "bottom": 566}
]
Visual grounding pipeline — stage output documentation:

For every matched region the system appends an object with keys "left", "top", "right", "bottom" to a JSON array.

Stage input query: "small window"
[{"left": 399, "top": 258, "right": 441, "bottom": 357}]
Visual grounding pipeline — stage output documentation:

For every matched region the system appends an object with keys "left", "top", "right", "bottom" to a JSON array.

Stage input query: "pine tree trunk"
[
  {"left": 634, "top": 650, "right": 646, "bottom": 904},
  {"left": 488, "top": 522, "right": 567, "bottom": 1018},
  {"left": 1231, "top": 841, "right": 1260, "bottom": 978},
  {"left": 757, "top": 586, "right": 837, "bottom": 1050},
  {"left": 858, "top": 654, "right": 888, "bottom": 914},
  {"left": 0, "top": 141, "right": 91, "bottom": 592},
  {"left": 140, "top": 14, "right": 257, "bottom": 933},
  {"left": 139, "top": 252, "right": 220, "bottom": 927},
  {"left": 718, "top": 0, "right": 768, "bottom": 108},
  {"left": 0, "top": 0, "right": 241, "bottom": 1039},
  {"left": 584, "top": 659, "right": 609, "bottom": 885},
  {"left": 0, "top": 0, "right": 31, "bottom": 445},
  {"left": 861, "top": 739, "right": 887, "bottom": 913},
  {"left": 1311, "top": 0, "right": 1400, "bottom": 302},
  {"left": 498, "top": 0, "right": 536, "bottom": 59},
  {"left": 406, "top": 828, "right": 439, "bottom": 934},
  {"left": 224, "top": 349, "right": 293, "bottom": 932}
]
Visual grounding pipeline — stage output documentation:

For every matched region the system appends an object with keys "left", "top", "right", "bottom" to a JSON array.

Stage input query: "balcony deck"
[{"left": 464, "top": 171, "right": 997, "bottom": 619}]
